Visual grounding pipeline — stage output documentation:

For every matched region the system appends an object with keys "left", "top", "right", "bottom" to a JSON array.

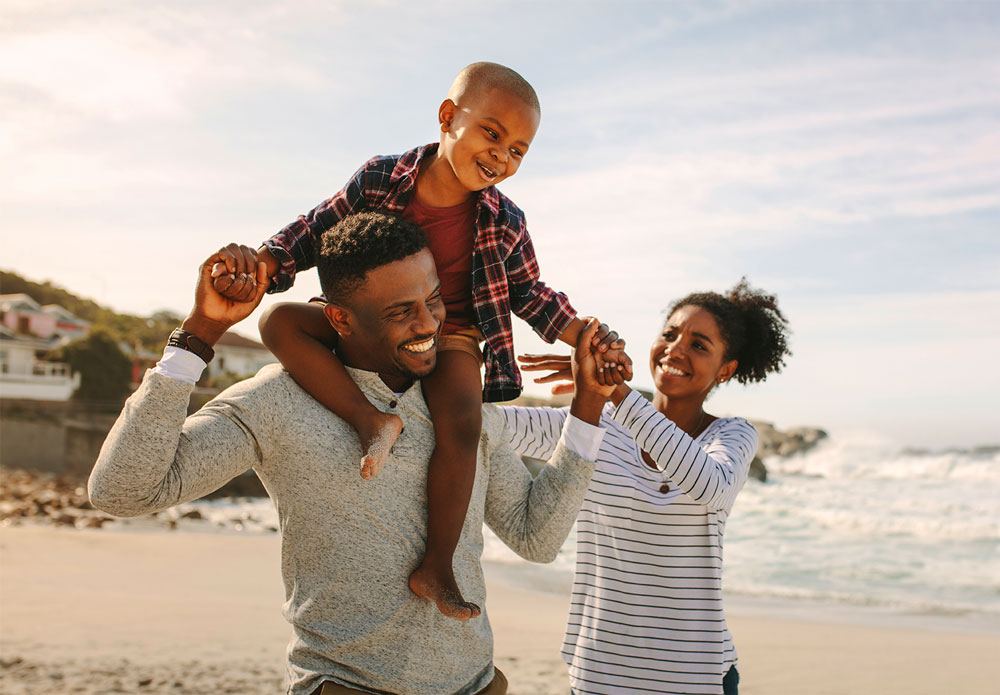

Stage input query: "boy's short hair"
[
  {"left": 448, "top": 62, "right": 540, "bottom": 114},
  {"left": 316, "top": 212, "right": 429, "bottom": 303}
]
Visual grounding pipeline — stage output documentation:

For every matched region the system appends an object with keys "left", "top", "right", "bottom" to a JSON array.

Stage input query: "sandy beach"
[{"left": 0, "top": 526, "right": 996, "bottom": 695}]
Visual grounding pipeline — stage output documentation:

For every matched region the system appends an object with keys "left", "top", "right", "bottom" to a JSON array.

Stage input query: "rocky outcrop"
[
  {"left": 751, "top": 421, "right": 828, "bottom": 458},
  {"left": 747, "top": 421, "right": 827, "bottom": 483}
]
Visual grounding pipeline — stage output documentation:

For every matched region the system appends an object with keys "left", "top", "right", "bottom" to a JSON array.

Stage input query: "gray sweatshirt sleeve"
[
  {"left": 88, "top": 369, "right": 278, "bottom": 517},
  {"left": 480, "top": 405, "right": 594, "bottom": 563}
]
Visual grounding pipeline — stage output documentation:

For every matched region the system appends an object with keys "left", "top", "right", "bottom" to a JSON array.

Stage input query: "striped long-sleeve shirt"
[{"left": 502, "top": 390, "right": 758, "bottom": 695}]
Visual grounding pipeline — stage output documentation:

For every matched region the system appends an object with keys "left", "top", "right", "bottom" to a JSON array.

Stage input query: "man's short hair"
[
  {"left": 448, "top": 62, "right": 540, "bottom": 114},
  {"left": 316, "top": 212, "right": 429, "bottom": 303}
]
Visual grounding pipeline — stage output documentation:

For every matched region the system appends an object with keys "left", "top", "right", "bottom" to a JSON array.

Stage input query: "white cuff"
[
  {"left": 152, "top": 346, "right": 208, "bottom": 385},
  {"left": 559, "top": 414, "right": 606, "bottom": 462}
]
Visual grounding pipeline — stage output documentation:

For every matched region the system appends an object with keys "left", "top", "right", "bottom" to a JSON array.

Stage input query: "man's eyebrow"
[
  {"left": 382, "top": 300, "right": 415, "bottom": 313},
  {"left": 381, "top": 283, "right": 442, "bottom": 314}
]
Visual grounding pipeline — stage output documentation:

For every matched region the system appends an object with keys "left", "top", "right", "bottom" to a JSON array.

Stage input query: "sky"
[{"left": 2, "top": 0, "right": 998, "bottom": 447}]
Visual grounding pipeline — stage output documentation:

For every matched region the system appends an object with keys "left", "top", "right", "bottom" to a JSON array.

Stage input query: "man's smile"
[{"left": 401, "top": 336, "right": 436, "bottom": 353}]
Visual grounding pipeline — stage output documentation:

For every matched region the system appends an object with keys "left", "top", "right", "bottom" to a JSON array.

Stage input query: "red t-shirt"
[{"left": 401, "top": 194, "right": 477, "bottom": 334}]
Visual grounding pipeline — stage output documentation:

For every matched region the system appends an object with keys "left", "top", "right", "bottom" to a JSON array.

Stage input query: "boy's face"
[{"left": 438, "top": 87, "right": 540, "bottom": 192}]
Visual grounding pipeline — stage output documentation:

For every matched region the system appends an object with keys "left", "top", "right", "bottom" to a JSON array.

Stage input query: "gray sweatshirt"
[{"left": 89, "top": 364, "right": 597, "bottom": 695}]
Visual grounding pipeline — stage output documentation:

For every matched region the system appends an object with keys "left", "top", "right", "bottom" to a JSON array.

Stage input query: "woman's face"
[{"left": 649, "top": 305, "right": 736, "bottom": 401}]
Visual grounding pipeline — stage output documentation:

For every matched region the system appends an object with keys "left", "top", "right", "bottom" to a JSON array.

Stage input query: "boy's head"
[
  {"left": 317, "top": 213, "right": 445, "bottom": 390},
  {"left": 437, "top": 62, "right": 541, "bottom": 194}
]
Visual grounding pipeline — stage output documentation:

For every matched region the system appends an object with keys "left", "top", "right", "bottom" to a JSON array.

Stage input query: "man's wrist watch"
[{"left": 167, "top": 328, "right": 215, "bottom": 363}]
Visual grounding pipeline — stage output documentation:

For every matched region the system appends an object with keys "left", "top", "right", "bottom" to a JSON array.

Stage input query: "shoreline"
[{"left": 2, "top": 526, "right": 998, "bottom": 695}]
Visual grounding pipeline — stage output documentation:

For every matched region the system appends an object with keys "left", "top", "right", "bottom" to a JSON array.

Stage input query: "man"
[{"left": 89, "top": 212, "right": 613, "bottom": 695}]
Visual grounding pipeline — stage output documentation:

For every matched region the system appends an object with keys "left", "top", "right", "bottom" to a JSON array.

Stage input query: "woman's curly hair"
[{"left": 668, "top": 278, "right": 791, "bottom": 385}]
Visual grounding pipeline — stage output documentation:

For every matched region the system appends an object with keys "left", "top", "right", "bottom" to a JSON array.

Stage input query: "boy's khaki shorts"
[
  {"left": 311, "top": 667, "right": 507, "bottom": 695},
  {"left": 437, "top": 324, "right": 484, "bottom": 367}
]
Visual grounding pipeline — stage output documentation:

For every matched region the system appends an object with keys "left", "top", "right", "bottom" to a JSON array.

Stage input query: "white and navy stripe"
[{"left": 502, "top": 390, "right": 758, "bottom": 695}]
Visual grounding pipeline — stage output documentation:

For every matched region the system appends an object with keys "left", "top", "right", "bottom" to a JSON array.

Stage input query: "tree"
[{"left": 48, "top": 331, "right": 132, "bottom": 407}]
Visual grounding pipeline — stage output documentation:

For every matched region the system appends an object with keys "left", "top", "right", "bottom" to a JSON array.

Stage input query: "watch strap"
[{"left": 167, "top": 328, "right": 215, "bottom": 363}]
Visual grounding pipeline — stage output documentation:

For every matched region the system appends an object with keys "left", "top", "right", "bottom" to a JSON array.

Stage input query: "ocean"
[{"left": 174, "top": 433, "right": 1000, "bottom": 626}]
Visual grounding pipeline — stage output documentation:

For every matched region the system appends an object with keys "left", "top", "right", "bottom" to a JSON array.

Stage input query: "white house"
[
  {"left": 0, "top": 327, "right": 80, "bottom": 401},
  {"left": 206, "top": 331, "right": 277, "bottom": 381}
]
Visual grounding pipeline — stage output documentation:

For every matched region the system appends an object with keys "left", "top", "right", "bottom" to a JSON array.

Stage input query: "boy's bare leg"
[
  {"left": 408, "top": 349, "right": 483, "bottom": 621},
  {"left": 259, "top": 302, "right": 402, "bottom": 479}
]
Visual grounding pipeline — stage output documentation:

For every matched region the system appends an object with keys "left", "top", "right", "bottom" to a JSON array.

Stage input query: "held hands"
[
  {"left": 571, "top": 319, "right": 626, "bottom": 399},
  {"left": 579, "top": 317, "right": 634, "bottom": 385},
  {"left": 182, "top": 246, "right": 269, "bottom": 346},
  {"left": 211, "top": 243, "right": 265, "bottom": 302}
]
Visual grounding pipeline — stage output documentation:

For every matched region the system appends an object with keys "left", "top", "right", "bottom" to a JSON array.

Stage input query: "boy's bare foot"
[
  {"left": 356, "top": 411, "right": 403, "bottom": 479},
  {"left": 409, "top": 563, "right": 481, "bottom": 621}
]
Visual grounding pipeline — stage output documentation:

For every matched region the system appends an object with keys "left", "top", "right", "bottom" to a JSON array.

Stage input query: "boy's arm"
[
  {"left": 503, "top": 220, "right": 632, "bottom": 380},
  {"left": 259, "top": 302, "right": 393, "bottom": 478},
  {"left": 505, "top": 222, "right": 578, "bottom": 341},
  {"left": 214, "top": 160, "right": 372, "bottom": 299}
]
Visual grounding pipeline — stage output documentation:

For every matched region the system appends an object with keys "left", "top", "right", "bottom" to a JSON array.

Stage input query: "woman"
[{"left": 501, "top": 279, "right": 790, "bottom": 695}]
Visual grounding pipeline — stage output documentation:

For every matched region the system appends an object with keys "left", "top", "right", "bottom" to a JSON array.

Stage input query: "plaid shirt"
[{"left": 263, "top": 144, "right": 577, "bottom": 402}]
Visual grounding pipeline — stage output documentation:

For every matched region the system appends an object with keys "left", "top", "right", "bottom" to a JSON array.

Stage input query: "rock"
[
  {"left": 53, "top": 513, "right": 77, "bottom": 526},
  {"left": 751, "top": 420, "right": 827, "bottom": 459},
  {"left": 179, "top": 509, "right": 203, "bottom": 520},
  {"left": 748, "top": 457, "right": 767, "bottom": 483}
]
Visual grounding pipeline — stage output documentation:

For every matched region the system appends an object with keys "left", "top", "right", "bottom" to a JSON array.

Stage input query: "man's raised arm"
[{"left": 88, "top": 248, "right": 271, "bottom": 516}]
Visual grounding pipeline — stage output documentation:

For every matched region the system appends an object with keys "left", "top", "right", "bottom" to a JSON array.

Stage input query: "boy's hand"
[
  {"left": 596, "top": 345, "right": 633, "bottom": 386},
  {"left": 211, "top": 243, "right": 263, "bottom": 302}
]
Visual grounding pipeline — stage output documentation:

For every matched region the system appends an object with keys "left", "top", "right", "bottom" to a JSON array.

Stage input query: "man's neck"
[{"left": 378, "top": 373, "right": 413, "bottom": 394}]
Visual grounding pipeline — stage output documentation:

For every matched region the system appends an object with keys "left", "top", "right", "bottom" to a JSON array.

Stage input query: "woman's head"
[{"left": 650, "top": 278, "right": 791, "bottom": 400}]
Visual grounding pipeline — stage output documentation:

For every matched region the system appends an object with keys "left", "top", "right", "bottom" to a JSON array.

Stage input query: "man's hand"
[
  {"left": 211, "top": 243, "right": 271, "bottom": 302},
  {"left": 182, "top": 247, "right": 269, "bottom": 346},
  {"left": 568, "top": 319, "right": 618, "bottom": 425},
  {"left": 584, "top": 318, "right": 633, "bottom": 386}
]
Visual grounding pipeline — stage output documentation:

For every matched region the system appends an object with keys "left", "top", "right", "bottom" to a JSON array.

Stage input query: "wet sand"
[{"left": 1, "top": 527, "right": 996, "bottom": 695}]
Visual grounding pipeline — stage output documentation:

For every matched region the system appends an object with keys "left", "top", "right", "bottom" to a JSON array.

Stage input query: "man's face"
[{"left": 331, "top": 249, "right": 445, "bottom": 392}]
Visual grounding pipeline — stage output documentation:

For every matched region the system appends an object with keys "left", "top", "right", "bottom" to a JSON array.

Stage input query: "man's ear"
[
  {"left": 323, "top": 302, "right": 353, "bottom": 336},
  {"left": 438, "top": 98, "right": 457, "bottom": 132}
]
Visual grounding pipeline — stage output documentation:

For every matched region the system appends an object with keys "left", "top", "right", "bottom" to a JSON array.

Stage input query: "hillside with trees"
[{"left": 0, "top": 269, "right": 182, "bottom": 353}]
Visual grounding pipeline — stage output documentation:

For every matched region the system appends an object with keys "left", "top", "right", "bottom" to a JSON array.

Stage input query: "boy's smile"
[{"left": 423, "top": 86, "right": 540, "bottom": 206}]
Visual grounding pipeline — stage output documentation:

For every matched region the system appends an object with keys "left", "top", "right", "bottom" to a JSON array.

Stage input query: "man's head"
[
  {"left": 437, "top": 62, "right": 541, "bottom": 193},
  {"left": 317, "top": 213, "right": 445, "bottom": 391}
]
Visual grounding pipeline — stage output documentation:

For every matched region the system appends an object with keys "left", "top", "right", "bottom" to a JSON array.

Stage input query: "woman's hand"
[
  {"left": 518, "top": 353, "right": 574, "bottom": 395},
  {"left": 519, "top": 320, "right": 620, "bottom": 398}
]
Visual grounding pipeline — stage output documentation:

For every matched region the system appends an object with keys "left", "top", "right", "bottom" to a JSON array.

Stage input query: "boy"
[{"left": 212, "top": 62, "right": 631, "bottom": 621}]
